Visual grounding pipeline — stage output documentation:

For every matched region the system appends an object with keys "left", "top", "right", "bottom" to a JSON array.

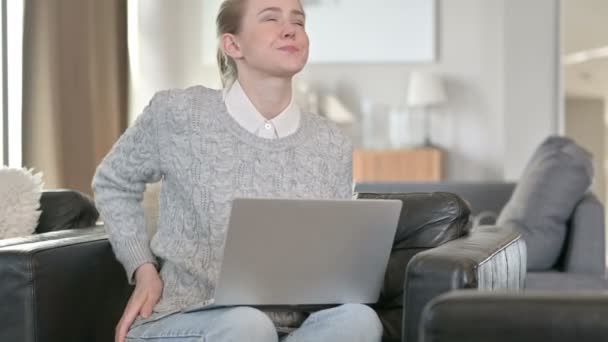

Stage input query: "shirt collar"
[{"left": 223, "top": 80, "right": 300, "bottom": 138}]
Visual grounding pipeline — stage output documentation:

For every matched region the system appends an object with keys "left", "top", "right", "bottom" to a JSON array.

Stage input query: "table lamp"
[{"left": 406, "top": 71, "right": 447, "bottom": 146}]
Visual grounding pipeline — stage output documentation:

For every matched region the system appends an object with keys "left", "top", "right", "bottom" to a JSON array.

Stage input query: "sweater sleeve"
[
  {"left": 92, "top": 91, "right": 166, "bottom": 284},
  {"left": 336, "top": 137, "right": 354, "bottom": 199}
]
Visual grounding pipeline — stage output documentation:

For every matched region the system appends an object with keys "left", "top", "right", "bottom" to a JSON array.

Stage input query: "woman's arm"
[
  {"left": 335, "top": 136, "right": 354, "bottom": 199},
  {"left": 92, "top": 91, "right": 167, "bottom": 283}
]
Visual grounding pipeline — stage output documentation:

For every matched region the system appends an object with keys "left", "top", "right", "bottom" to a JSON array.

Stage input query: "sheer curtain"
[{"left": 22, "top": 0, "right": 128, "bottom": 194}]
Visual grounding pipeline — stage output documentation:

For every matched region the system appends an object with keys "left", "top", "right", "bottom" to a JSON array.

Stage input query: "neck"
[{"left": 236, "top": 72, "right": 293, "bottom": 120}]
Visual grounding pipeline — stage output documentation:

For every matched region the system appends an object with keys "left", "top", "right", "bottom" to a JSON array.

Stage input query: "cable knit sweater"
[{"left": 92, "top": 85, "right": 353, "bottom": 327}]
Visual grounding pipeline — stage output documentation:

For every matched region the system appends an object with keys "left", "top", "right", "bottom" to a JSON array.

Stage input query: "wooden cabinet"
[{"left": 353, "top": 148, "right": 444, "bottom": 182}]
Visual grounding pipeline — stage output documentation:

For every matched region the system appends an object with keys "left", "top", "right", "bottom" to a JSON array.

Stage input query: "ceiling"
[{"left": 562, "top": 0, "right": 608, "bottom": 97}]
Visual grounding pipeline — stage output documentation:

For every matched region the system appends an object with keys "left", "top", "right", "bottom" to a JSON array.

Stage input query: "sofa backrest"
[{"left": 355, "top": 182, "right": 516, "bottom": 218}]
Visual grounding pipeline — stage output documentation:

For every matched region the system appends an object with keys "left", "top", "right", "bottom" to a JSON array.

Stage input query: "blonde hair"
[{"left": 216, "top": 0, "right": 247, "bottom": 89}]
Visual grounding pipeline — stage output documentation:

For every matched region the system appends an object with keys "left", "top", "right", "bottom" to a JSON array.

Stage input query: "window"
[
  {"left": 0, "top": 1, "right": 5, "bottom": 165},
  {"left": 1, "top": 0, "right": 23, "bottom": 167}
]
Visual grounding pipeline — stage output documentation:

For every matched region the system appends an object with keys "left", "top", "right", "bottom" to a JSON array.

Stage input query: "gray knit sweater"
[{"left": 92, "top": 86, "right": 353, "bottom": 325}]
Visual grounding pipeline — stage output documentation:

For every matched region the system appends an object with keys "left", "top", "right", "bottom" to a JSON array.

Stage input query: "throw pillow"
[
  {"left": 36, "top": 190, "right": 99, "bottom": 233},
  {"left": 497, "top": 136, "right": 593, "bottom": 270},
  {"left": 0, "top": 167, "right": 44, "bottom": 239}
]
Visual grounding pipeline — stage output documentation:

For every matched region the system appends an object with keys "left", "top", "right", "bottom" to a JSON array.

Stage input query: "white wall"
[
  {"left": 297, "top": 0, "right": 509, "bottom": 181},
  {"left": 503, "top": 0, "right": 560, "bottom": 180},
  {"left": 128, "top": 0, "right": 208, "bottom": 122},
  {"left": 129, "top": 0, "right": 560, "bottom": 181},
  {"left": 565, "top": 96, "right": 605, "bottom": 203}
]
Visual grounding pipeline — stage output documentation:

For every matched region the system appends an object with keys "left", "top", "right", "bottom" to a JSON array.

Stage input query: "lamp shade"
[
  {"left": 406, "top": 71, "right": 447, "bottom": 107},
  {"left": 324, "top": 95, "right": 355, "bottom": 124}
]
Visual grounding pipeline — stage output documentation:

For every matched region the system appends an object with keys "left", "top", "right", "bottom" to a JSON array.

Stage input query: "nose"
[{"left": 282, "top": 23, "right": 296, "bottom": 39}]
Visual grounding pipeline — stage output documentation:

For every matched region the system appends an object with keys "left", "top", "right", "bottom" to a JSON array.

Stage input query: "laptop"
[{"left": 213, "top": 197, "right": 402, "bottom": 307}]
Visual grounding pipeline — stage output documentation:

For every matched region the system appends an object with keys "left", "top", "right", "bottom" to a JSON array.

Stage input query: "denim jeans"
[{"left": 126, "top": 304, "right": 382, "bottom": 342}]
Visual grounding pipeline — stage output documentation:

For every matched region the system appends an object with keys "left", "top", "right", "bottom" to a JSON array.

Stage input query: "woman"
[{"left": 93, "top": 0, "right": 383, "bottom": 341}]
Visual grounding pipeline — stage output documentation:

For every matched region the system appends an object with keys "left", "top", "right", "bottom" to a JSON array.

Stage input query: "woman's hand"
[{"left": 115, "top": 263, "right": 163, "bottom": 342}]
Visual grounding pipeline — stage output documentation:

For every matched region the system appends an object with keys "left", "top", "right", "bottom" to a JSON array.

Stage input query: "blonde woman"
[{"left": 93, "top": 0, "right": 382, "bottom": 341}]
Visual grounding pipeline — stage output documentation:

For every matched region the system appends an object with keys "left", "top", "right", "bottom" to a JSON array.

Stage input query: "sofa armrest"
[
  {"left": 563, "top": 193, "right": 606, "bottom": 275},
  {"left": 421, "top": 291, "right": 608, "bottom": 342},
  {"left": 403, "top": 226, "right": 526, "bottom": 342},
  {"left": 0, "top": 223, "right": 104, "bottom": 249},
  {"left": 0, "top": 227, "right": 131, "bottom": 342}
]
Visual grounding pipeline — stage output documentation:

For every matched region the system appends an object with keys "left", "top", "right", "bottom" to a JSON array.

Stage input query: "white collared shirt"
[{"left": 223, "top": 81, "right": 300, "bottom": 139}]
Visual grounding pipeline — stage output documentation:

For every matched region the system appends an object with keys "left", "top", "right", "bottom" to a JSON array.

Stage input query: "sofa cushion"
[
  {"left": 497, "top": 136, "right": 593, "bottom": 271},
  {"left": 525, "top": 272, "right": 608, "bottom": 290}
]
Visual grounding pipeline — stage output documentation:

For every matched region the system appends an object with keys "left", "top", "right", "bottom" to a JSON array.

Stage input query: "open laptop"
[{"left": 213, "top": 197, "right": 402, "bottom": 306}]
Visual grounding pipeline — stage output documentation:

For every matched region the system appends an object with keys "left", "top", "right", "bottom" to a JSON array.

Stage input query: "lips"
[{"left": 279, "top": 46, "right": 299, "bottom": 53}]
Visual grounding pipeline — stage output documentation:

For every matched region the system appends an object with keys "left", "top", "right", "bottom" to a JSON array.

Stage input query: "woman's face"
[{"left": 234, "top": 0, "right": 309, "bottom": 79}]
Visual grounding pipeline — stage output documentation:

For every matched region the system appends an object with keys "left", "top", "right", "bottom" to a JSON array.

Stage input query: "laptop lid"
[{"left": 214, "top": 197, "right": 402, "bottom": 306}]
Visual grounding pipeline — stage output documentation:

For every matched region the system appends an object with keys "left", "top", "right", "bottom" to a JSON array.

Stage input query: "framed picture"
[
  {"left": 302, "top": 0, "right": 436, "bottom": 63},
  {"left": 201, "top": 0, "right": 437, "bottom": 64}
]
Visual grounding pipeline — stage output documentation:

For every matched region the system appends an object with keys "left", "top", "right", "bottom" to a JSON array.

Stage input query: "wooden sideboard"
[{"left": 353, "top": 148, "right": 444, "bottom": 182}]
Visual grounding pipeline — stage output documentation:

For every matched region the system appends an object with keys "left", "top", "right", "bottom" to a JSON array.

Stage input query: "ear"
[{"left": 221, "top": 33, "right": 243, "bottom": 60}]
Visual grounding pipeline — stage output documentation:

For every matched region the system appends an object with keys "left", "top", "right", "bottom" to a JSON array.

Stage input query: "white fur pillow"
[{"left": 0, "top": 167, "right": 44, "bottom": 239}]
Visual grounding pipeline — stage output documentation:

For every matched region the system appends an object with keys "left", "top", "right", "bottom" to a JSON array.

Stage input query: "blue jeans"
[{"left": 126, "top": 304, "right": 382, "bottom": 342}]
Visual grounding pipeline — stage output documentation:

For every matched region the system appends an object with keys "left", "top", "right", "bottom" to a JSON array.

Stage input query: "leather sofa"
[
  {"left": 0, "top": 190, "right": 525, "bottom": 342},
  {"left": 0, "top": 190, "right": 130, "bottom": 342},
  {"left": 358, "top": 192, "right": 525, "bottom": 342},
  {"left": 356, "top": 182, "right": 607, "bottom": 291}
]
